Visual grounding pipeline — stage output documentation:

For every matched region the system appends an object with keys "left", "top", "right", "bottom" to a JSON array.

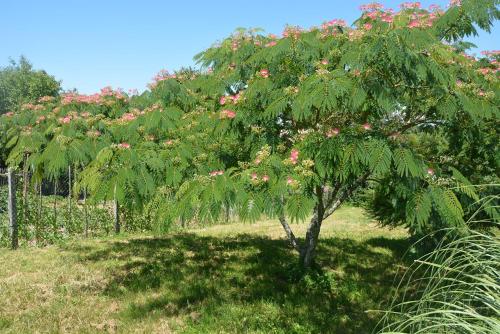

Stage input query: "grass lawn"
[{"left": 0, "top": 206, "right": 409, "bottom": 333}]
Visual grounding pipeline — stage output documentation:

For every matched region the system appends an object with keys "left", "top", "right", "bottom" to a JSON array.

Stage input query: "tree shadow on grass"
[{"left": 67, "top": 233, "right": 410, "bottom": 333}]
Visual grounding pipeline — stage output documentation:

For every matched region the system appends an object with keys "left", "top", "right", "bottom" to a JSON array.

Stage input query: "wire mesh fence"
[{"left": 0, "top": 167, "right": 117, "bottom": 248}]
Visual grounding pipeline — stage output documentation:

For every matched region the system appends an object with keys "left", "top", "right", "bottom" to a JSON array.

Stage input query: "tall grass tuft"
[{"left": 376, "top": 194, "right": 499, "bottom": 334}]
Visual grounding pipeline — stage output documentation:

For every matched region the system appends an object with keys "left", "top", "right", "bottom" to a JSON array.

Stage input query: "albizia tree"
[{"left": 176, "top": 0, "right": 499, "bottom": 268}]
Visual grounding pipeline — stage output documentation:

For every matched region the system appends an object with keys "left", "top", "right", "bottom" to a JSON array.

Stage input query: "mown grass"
[{"left": 0, "top": 206, "right": 409, "bottom": 333}]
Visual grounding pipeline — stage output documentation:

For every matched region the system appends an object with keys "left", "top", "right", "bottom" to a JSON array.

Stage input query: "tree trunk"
[{"left": 299, "top": 209, "right": 324, "bottom": 268}]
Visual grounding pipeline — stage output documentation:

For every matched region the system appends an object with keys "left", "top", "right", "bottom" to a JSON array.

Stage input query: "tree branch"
[
  {"left": 323, "top": 172, "right": 370, "bottom": 220},
  {"left": 278, "top": 214, "right": 301, "bottom": 253}
]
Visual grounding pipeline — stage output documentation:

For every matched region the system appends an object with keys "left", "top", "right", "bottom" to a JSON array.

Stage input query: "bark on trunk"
[{"left": 299, "top": 208, "right": 324, "bottom": 268}]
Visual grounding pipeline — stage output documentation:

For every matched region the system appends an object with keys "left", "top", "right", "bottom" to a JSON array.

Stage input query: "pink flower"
[
  {"left": 119, "top": 142, "right": 131, "bottom": 149},
  {"left": 290, "top": 149, "right": 299, "bottom": 164},
  {"left": 251, "top": 173, "right": 258, "bottom": 180},
  {"left": 363, "top": 23, "right": 373, "bottom": 30},
  {"left": 362, "top": 123, "right": 372, "bottom": 130},
  {"left": 478, "top": 90, "right": 486, "bottom": 97},
  {"left": 326, "top": 128, "right": 340, "bottom": 137},
  {"left": 87, "top": 130, "right": 101, "bottom": 138},
  {"left": 259, "top": 69, "right": 269, "bottom": 78},
  {"left": 262, "top": 175, "right": 270, "bottom": 182},
  {"left": 5, "top": 112, "right": 14, "bottom": 117},
  {"left": 255, "top": 158, "right": 261, "bottom": 165},
  {"left": 400, "top": 2, "right": 421, "bottom": 9},
  {"left": 381, "top": 14, "right": 394, "bottom": 23},
  {"left": 321, "top": 59, "right": 329, "bottom": 65},
  {"left": 287, "top": 177, "right": 294, "bottom": 185},
  {"left": 165, "top": 140, "right": 174, "bottom": 146},
  {"left": 408, "top": 20, "right": 420, "bottom": 29},
  {"left": 121, "top": 113, "right": 136, "bottom": 122},
  {"left": 478, "top": 68, "right": 492, "bottom": 75},
  {"left": 219, "top": 96, "right": 227, "bottom": 105},
  {"left": 210, "top": 170, "right": 224, "bottom": 177},
  {"left": 427, "top": 168, "right": 434, "bottom": 175},
  {"left": 220, "top": 109, "right": 236, "bottom": 119},
  {"left": 60, "top": 116, "right": 72, "bottom": 124},
  {"left": 265, "top": 41, "right": 277, "bottom": 47}
]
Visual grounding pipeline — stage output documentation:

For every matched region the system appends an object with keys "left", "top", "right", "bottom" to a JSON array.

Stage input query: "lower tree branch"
[
  {"left": 278, "top": 214, "right": 301, "bottom": 253},
  {"left": 323, "top": 172, "right": 370, "bottom": 220}
]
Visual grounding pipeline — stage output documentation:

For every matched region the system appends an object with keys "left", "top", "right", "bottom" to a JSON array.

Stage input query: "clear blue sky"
[{"left": 1, "top": 0, "right": 498, "bottom": 94}]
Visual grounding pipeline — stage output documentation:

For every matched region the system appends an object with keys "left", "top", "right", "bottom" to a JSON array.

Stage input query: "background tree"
[{"left": 0, "top": 56, "right": 61, "bottom": 115}]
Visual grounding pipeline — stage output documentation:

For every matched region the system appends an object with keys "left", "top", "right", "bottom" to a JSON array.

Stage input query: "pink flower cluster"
[
  {"left": 363, "top": 8, "right": 395, "bottom": 23},
  {"left": 322, "top": 19, "right": 347, "bottom": 29},
  {"left": 326, "top": 128, "right": 340, "bottom": 137},
  {"left": 22, "top": 103, "right": 44, "bottom": 111},
  {"left": 407, "top": 11, "right": 439, "bottom": 29},
  {"left": 250, "top": 173, "right": 269, "bottom": 182},
  {"left": 282, "top": 26, "right": 303, "bottom": 39},
  {"left": 35, "top": 115, "right": 46, "bottom": 124},
  {"left": 149, "top": 69, "right": 177, "bottom": 88},
  {"left": 219, "top": 93, "right": 242, "bottom": 105},
  {"left": 120, "top": 113, "right": 137, "bottom": 122},
  {"left": 363, "top": 123, "right": 372, "bottom": 130},
  {"left": 87, "top": 130, "right": 101, "bottom": 138},
  {"left": 220, "top": 109, "right": 236, "bottom": 119},
  {"left": 259, "top": 69, "right": 270, "bottom": 78},
  {"left": 265, "top": 40, "right": 277, "bottom": 47},
  {"left": 5, "top": 112, "right": 14, "bottom": 117},
  {"left": 448, "top": 0, "right": 461, "bottom": 7},
  {"left": 118, "top": 142, "right": 131, "bottom": 149},
  {"left": 400, "top": 2, "right": 421, "bottom": 9},
  {"left": 61, "top": 87, "right": 126, "bottom": 106},
  {"left": 290, "top": 149, "right": 299, "bottom": 165},
  {"left": 209, "top": 170, "right": 224, "bottom": 177},
  {"left": 38, "top": 96, "right": 54, "bottom": 103},
  {"left": 481, "top": 50, "right": 500, "bottom": 58},
  {"left": 359, "top": 3, "right": 384, "bottom": 12},
  {"left": 59, "top": 116, "right": 72, "bottom": 124}
]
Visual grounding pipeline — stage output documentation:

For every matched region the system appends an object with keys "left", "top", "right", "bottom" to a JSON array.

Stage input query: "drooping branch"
[{"left": 278, "top": 214, "right": 301, "bottom": 253}]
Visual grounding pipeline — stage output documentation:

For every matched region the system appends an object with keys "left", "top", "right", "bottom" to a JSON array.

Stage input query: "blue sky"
[{"left": 1, "top": 0, "right": 498, "bottom": 94}]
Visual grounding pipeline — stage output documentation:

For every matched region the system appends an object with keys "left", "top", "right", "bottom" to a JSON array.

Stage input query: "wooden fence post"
[
  {"left": 83, "top": 188, "right": 89, "bottom": 238},
  {"left": 68, "top": 165, "right": 72, "bottom": 225},
  {"left": 7, "top": 168, "right": 18, "bottom": 249},
  {"left": 113, "top": 185, "right": 120, "bottom": 234}
]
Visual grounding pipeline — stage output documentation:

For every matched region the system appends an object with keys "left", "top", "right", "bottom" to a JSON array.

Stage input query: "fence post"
[
  {"left": 68, "top": 165, "right": 72, "bottom": 225},
  {"left": 7, "top": 168, "right": 18, "bottom": 249},
  {"left": 83, "top": 188, "right": 89, "bottom": 238},
  {"left": 113, "top": 185, "right": 120, "bottom": 234}
]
